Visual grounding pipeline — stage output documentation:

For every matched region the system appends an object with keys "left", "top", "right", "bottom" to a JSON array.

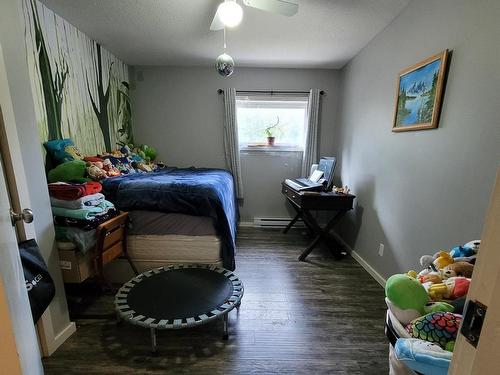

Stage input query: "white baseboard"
[
  {"left": 349, "top": 250, "right": 387, "bottom": 287},
  {"left": 332, "top": 231, "right": 386, "bottom": 287}
]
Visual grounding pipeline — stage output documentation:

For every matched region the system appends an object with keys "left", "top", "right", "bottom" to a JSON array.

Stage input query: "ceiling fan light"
[{"left": 217, "top": 1, "right": 243, "bottom": 28}]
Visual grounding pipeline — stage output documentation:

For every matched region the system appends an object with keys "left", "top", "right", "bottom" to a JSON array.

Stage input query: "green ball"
[{"left": 385, "top": 274, "right": 429, "bottom": 313}]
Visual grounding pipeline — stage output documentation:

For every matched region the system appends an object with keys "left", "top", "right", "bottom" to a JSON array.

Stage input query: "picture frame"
[{"left": 392, "top": 50, "right": 449, "bottom": 132}]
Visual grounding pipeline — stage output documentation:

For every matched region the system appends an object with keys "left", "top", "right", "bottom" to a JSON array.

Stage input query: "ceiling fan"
[{"left": 210, "top": 0, "right": 299, "bottom": 30}]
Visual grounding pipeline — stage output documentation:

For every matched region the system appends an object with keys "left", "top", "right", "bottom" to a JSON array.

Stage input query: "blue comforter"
[{"left": 102, "top": 167, "right": 238, "bottom": 270}]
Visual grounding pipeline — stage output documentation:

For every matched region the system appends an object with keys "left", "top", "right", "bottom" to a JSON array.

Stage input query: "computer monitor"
[{"left": 317, "top": 157, "right": 337, "bottom": 191}]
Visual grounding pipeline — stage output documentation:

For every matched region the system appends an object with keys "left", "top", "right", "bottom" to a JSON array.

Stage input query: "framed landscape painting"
[{"left": 392, "top": 50, "right": 449, "bottom": 132}]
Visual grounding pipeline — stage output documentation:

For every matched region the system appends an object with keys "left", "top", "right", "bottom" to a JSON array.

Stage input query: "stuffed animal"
[
  {"left": 102, "top": 159, "right": 121, "bottom": 177},
  {"left": 86, "top": 162, "right": 107, "bottom": 180},
  {"left": 463, "top": 240, "right": 480, "bottom": 252},
  {"left": 440, "top": 262, "right": 474, "bottom": 279},
  {"left": 385, "top": 274, "right": 454, "bottom": 324},
  {"left": 450, "top": 245, "right": 476, "bottom": 258},
  {"left": 428, "top": 277, "right": 471, "bottom": 301},
  {"left": 420, "top": 273, "right": 442, "bottom": 285},
  {"left": 406, "top": 312, "right": 462, "bottom": 351},
  {"left": 386, "top": 274, "right": 429, "bottom": 314},
  {"left": 420, "top": 253, "right": 438, "bottom": 269},
  {"left": 433, "top": 251, "right": 454, "bottom": 270},
  {"left": 394, "top": 338, "right": 453, "bottom": 375},
  {"left": 407, "top": 270, "right": 418, "bottom": 279}
]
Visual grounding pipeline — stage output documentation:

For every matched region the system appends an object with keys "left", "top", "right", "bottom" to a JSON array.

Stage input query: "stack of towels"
[{"left": 49, "top": 182, "right": 119, "bottom": 253}]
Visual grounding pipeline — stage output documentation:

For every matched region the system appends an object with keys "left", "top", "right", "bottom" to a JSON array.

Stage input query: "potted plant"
[{"left": 264, "top": 116, "right": 280, "bottom": 146}]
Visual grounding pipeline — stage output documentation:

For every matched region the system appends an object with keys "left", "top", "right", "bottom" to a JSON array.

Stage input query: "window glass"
[{"left": 236, "top": 95, "right": 308, "bottom": 150}]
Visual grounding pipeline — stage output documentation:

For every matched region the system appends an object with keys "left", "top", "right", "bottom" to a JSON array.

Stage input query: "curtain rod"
[{"left": 217, "top": 89, "right": 325, "bottom": 95}]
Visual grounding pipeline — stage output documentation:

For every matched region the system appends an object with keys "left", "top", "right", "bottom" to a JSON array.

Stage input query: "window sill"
[{"left": 240, "top": 145, "right": 303, "bottom": 153}]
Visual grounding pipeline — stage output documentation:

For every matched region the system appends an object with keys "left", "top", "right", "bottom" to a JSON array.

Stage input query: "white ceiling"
[{"left": 40, "top": 0, "right": 411, "bottom": 69}]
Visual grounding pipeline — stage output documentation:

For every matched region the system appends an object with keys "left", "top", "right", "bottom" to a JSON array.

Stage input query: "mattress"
[
  {"left": 126, "top": 234, "right": 222, "bottom": 264},
  {"left": 128, "top": 211, "right": 217, "bottom": 236},
  {"left": 104, "top": 234, "right": 223, "bottom": 282}
]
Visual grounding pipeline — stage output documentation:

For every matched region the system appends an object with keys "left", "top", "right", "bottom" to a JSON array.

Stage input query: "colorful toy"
[
  {"left": 394, "top": 338, "right": 452, "bottom": 375},
  {"left": 406, "top": 312, "right": 462, "bottom": 351},
  {"left": 102, "top": 159, "right": 121, "bottom": 177},
  {"left": 385, "top": 274, "right": 454, "bottom": 324},
  {"left": 386, "top": 274, "right": 429, "bottom": 314},
  {"left": 450, "top": 245, "right": 476, "bottom": 258},
  {"left": 141, "top": 144, "right": 157, "bottom": 161},
  {"left": 86, "top": 162, "right": 107, "bottom": 180},
  {"left": 463, "top": 240, "right": 480, "bottom": 252},
  {"left": 407, "top": 270, "right": 418, "bottom": 278},
  {"left": 440, "top": 262, "right": 474, "bottom": 279},
  {"left": 433, "top": 251, "right": 454, "bottom": 270},
  {"left": 420, "top": 253, "right": 439, "bottom": 269},
  {"left": 420, "top": 273, "right": 442, "bottom": 285},
  {"left": 428, "top": 277, "right": 470, "bottom": 301}
]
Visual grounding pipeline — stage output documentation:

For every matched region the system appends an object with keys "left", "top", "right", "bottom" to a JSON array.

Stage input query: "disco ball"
[{"left": 215, "top": 53, "right": 235, "bottom": 77}]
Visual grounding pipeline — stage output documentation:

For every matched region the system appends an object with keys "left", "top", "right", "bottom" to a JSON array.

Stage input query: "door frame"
[
  {"left": 0, "top": 42, "right": 75, "bottom": 357},
  {"left": 449, "top": 166, "right": 500, "bottom": 374}
]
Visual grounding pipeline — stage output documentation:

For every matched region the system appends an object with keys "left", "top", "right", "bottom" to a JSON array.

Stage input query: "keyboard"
[{"left": 284, "top": 178, "right": 324, "bottom": 192}]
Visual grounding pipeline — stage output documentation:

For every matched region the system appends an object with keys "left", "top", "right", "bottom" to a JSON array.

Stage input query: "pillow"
[{"left": 44, "top": 139, "right": 84, "bottom": 165}]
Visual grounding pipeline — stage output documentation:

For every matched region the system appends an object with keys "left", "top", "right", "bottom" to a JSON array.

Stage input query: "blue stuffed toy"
[
  {"left": 395, "top": 338, "right": 452, "bottom": 375},
  {"left": 450, "top": 245, "right": 476, "bottom": 258}
]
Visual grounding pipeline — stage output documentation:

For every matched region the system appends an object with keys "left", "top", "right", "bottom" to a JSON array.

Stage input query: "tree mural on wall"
[
  {"left": 87, "top": 43, "right": 114, "bottom": 152},
  {"left": 30, "top": 0, "right": 68, "bottom": 140},
  {"left": 117, "top": 81, "right": 134, "bottom": 145}
]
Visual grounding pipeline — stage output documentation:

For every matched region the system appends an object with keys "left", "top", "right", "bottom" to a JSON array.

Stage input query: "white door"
[{"left": 0, "top": 143, "right": 42, "bottom": 373}]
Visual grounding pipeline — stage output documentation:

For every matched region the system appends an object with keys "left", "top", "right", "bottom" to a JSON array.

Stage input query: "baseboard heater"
[{"left": 253, "top": 217, "right": 305, "bottom": 228}]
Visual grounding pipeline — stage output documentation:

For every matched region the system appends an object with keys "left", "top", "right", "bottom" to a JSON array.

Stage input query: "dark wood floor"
[{"left": 43, "top": 227, "right": 388, "bottom": 374}]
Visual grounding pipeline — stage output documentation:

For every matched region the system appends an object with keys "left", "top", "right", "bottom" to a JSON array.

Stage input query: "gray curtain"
[
  {"left": 301, "top": 89, "right": 321, "bottom": 177},
  {"left": 222, "top": 88, "right": 244, "bottom": 198}
]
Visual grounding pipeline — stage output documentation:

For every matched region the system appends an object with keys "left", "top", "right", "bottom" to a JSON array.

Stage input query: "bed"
[{"left": 101, "top": 167, "right": 238, "bottom": 277}]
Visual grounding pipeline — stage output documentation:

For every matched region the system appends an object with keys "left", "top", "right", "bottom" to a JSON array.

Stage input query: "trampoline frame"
[{"left": 114, "top": 263, "right": 244, "bottom": 353}]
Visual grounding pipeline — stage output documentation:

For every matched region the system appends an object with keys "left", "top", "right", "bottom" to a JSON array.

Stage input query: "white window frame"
[{"left": 236, "top": 93, "right": 309, "bottom": 153}]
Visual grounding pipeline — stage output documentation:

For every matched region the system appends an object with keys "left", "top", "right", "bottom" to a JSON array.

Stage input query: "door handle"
[{"left": 10, "top": 208, "right": 34, "bottom": 226}]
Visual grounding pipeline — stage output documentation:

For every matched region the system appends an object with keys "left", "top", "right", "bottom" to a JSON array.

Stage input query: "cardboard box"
[{"left": 58, "top": 249, "right": 95, "bottom": 283}]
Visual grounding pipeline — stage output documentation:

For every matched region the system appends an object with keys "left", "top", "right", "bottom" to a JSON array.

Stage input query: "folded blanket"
[
  {"left": 53, "top": 209, "right": 119, "bottom": 230},
  {"left": 48, "top": 182, "right": 86, "bottom": 200},
  {"left": 51, "top": 193, "right": 105, "bottom": 210},
  {"left": 51, "top": 200, "right": 115, "bottom": 220},
  {"left": 48, "top": 182, "right": 102, "bottom": 200}
]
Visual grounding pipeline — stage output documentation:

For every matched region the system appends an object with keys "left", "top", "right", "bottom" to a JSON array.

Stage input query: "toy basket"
[{"left": 385, "top": 309, "right": 421, "bottom": 375}]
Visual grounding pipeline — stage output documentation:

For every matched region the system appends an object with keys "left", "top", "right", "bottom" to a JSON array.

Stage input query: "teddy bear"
[{"left": 440, "top": 262, "right": 474, "bottom": 279}]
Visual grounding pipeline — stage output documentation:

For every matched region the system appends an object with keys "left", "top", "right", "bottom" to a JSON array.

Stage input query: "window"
[{"left": 236, "top": 94, "right": 308, "bottom": 151}]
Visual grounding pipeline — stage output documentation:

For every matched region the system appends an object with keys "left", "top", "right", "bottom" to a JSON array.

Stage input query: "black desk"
[{"left": 281, "top": 182, "right": 355, "bottom": 261}]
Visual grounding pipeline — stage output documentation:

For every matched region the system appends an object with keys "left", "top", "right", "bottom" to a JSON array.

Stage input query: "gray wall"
[
  {"left": 0, "top": 0, "right": 72, "bottom": 357},
  {"left": 131, "top": 67, "right": 339, "bottom": 221},
  {"left": 334, "top": 0, "right": 500, "bottom": 279}
]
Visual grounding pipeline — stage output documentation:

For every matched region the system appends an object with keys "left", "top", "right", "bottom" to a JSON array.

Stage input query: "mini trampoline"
[{"left": 114, "top": 264, "right": 244, "bottom": 353}]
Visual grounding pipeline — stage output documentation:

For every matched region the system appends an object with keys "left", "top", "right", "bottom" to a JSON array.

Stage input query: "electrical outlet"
[{"left": 378, "top": 243, "right": 385, "bottom": 257}]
